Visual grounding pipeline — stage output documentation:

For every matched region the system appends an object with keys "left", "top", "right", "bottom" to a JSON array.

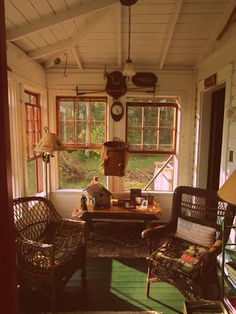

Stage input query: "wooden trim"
[{"left": 0, "top": 1, "right": 18, "bottom": 312}]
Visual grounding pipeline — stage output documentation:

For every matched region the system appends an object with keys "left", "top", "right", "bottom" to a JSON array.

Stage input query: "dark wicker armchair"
[
  {"left": 13, "top": 196, "right": 87, "bottom": 307},
  {"left": 142, "top": 186, "right": 236, "bottom": 300}
]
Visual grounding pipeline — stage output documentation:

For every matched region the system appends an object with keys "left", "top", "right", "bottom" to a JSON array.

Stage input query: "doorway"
[
  {"left": 207, "top": 87, "right": 225, "bottom": 191},
  {"left": 196, "top": 85, "right": 226, "bottom": 190}
]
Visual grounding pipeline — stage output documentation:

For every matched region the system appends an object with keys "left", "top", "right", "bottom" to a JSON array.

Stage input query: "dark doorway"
[{"left": 207, "top": 87, "right": 225, "bottom": 191}]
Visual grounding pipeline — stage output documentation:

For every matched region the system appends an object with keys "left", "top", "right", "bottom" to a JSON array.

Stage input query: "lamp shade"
[
  {"left": 122, "top": 59, "right": 136, "bottom": 77},
  {"left": 217, "top": 169, "right": 236, "bottom": 205},
  {"left": 34, "top": 132, "right": 64, "bottom": 154}
]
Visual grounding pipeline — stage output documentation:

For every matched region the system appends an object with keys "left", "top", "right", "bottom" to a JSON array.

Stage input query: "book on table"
[
  {"left": 226, "top": 262, "right": 236, "bottom": 286},
  {"left": 224, "top": 296, "right": 236, "bottom": 314}
]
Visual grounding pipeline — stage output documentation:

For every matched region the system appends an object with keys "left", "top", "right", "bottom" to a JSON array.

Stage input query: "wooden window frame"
[
  {"left": 126, "top": 102, "right": 178, "bottom": 154},
  {"left": 24, "top": 90, "right": 42, "bottom": 193},
  {"left": 56, "top": 96, "right": 107, "bottom": 150}
]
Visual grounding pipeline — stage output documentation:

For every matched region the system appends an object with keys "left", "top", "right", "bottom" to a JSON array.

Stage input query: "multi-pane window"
[
  {"left": 57, "top": 97, "right": 107, "bottom": 189},
  {"left": 127, "top": 102, "right": 178, "bottom": 153},
  {"left": 125, "top": 99, "right": 179, "bottom": 191},
  {"left": 24, "top": 90, "right": 42, "bottom": 195}
]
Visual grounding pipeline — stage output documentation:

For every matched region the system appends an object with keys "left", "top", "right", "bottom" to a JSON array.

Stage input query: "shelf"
[{"left": 221, "top": 220, "right": 236, "bottom": 313}]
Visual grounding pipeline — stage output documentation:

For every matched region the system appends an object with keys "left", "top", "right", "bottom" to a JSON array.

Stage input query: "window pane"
[
  {"left": 60, "top": 122, "right": 74, "bottom": 144},
  {"left": 59, "top": 150, "right": 106, "bottom": 189},
  {"left": 127, "top": 129, "right": 142, "bottom": 149},
  {"left": 144, "top": 107, "right": 158, "bottom": 126},
  {"left": 27, "top": 160, "right": 37, "bottom": 195},
  {"left": 159, "top": 129, "right": 174, "bottom": 150},
  {"left": 92, "top": 102, "right": 105, "bottom": 121},
  {"left": 76, "top": 123, "right": 87, "bottom": 145},
  {"left": 127, "top": 106, "right": 142, "bottom": 126},
  {"left": 24, "top": 93, "right": 30, "bottom": 103},
  {"left": 143, "top": 129, "right": 157, "bottom": 149},
  {"left": 124, "top": 154, "right": 174, "bottom": 191},
  {"left": 75, "top": 102, "right": 87, "bottom": 121},
  {"left": 159, "top": 107, "right": 175, "bottom": 126},
  {"left": 60, "top": 102, "right": 74, "bottom": 120},
  {"left": 91, "top": 124, "right": 105, "bottom": 145}
]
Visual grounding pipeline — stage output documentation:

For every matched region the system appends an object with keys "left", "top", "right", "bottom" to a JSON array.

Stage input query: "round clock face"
[{"left": 111, "top": 101, "right": 124, "bottom": 121}]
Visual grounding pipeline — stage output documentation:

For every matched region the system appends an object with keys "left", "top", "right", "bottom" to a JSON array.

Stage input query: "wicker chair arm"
[
  {"left": 208, "top": 239, "right": 222, "bottom": 256},
  {"left": 57, "top": 219, "right": 87, "bottom": 243},
  {"left": 141, "top": 223, "right": 173, "bottom": 241},
  {"left": 199, "top": 239, "right": 222, "bottom": 278},
  {"left": 142, "top": 223, "right": 174, "bottom": 254},
  {"left": 16, "top": 238, "right": 55, "bottom": 273}
]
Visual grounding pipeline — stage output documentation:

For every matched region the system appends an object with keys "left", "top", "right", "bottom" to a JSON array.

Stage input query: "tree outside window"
[{"left": 57, "top": 97, "right": 107, "bottom": 189}]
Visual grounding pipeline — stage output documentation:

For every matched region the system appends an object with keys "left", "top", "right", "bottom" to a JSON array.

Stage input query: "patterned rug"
[
  {"left": 53, "top": 311, "right": 161, "bottom": 314},
  {"left": 86, "top": 222, "right": 149, "bottom": 258}
]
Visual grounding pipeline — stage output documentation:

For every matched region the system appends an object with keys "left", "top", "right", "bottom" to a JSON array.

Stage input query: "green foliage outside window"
[
  {"left": 124, "top": 154, "right": 173, "bottom": 191},
  {"left": 27, "top": 160, "right": 37, "bottom": 195},
  {"left": 59, "top": 150, "right": 106, "bottom": 189}
]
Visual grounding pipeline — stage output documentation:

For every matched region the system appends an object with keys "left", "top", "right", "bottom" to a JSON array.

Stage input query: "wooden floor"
[{"left": 19, "top": 258, "right": 185, "bottom": 314}]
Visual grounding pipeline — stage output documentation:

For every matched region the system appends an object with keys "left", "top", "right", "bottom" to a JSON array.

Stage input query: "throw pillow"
[{"left": 175, "top": 217, "right": 216, "bottom": 248}]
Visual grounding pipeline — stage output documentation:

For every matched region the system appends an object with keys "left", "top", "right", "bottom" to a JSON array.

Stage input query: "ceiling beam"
[
  {"left": 6, "top": 0, "right": 118, "bottom": 41},
  {"left": 202, "top": 1, "right": 236, "bottom": 58},
  {"left": 28, "top": 9, "right": 111, "bottom": 59},
  {"left": 159, "top": 0, "right": 183, "bottom": 70},
  {"left": 72, "top": 46, "right": 83, "bottom": 69}
]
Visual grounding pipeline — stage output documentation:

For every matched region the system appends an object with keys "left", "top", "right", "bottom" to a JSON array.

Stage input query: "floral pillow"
[{"left": 175, "top": 217, "right": 216, "bottom": 248}]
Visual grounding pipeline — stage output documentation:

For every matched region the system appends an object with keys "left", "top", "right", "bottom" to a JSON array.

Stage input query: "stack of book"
[
  {"left": 224, "top": 296, "right": 236, "bottom": 314},
  {"left": 225, "top": 261, "right": 236, "bottom": 287}
]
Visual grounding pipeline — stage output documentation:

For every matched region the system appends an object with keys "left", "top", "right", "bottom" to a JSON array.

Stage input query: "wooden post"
[{"left": 0, "top": 1, "right": 18, "bottom": 313}]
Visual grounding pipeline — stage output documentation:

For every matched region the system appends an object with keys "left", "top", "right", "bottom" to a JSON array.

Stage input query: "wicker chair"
[
  {"left": 142, "top": 186, "right": 236, "bottom": 300},
  {"left": 13, "top": 196, "right": 87, "bottom": 308}
]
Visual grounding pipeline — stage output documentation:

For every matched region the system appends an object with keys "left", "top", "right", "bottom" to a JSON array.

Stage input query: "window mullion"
[
  {"left": 141, "top": 107, "right": 144, "bottom": 149},
  {"left": 74, "top": 99, "right": 76, "bottom": 146},
  {"left": 157, "top": 106, "right": 160, "bottom": 150}
]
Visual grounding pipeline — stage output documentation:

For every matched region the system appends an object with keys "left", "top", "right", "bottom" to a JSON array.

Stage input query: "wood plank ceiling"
[{"left": 4, "top": 0, "right": 236, "bottom": 71}]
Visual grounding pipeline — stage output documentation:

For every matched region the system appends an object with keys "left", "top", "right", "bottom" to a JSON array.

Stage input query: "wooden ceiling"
[{"left": 4, "top": 0, "right": 236, "bottom": 72}]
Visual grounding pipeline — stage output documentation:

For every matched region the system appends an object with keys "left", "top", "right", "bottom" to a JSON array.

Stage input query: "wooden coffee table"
[{"left": 72, "top": 202, "right": 162, "bottom": 228}]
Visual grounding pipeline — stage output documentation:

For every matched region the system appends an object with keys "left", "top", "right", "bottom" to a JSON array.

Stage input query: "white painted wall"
[
  {"left": 7, "top": 43, "right": 48, "bottom": 198},
  {"left": 194, "top": 23, "right": 236, "bottom": 186},
  {"left": 47, "top": 69, "right": 195, "bottom": 219}
]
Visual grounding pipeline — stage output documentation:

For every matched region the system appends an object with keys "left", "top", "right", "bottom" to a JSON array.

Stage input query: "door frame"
[{"left": 196, "top": 83, "right": 227, "bottom": 189}]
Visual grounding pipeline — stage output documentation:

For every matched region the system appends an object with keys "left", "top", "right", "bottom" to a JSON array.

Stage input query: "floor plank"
[{"left": 19, "top": 258, "right": 184, "bottom": 314}]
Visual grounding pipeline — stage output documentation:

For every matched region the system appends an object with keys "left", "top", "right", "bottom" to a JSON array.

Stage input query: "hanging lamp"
[{"left": 121, "top": 0, "right": 138, "bottom": 78}]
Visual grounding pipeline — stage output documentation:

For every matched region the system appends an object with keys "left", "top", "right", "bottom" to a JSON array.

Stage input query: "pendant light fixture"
[{"left": 120, "top": 0, "right": 138, "bottom": 78}]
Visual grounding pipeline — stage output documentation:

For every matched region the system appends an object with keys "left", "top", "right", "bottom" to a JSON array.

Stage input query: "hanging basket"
[{"left": 102, "top": 141, "right": 129, "bottom": 177}]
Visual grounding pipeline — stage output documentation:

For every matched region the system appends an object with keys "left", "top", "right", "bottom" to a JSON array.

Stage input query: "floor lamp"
[
  {"left": 218, "top": 169, "right": 236, "bottom": 205},
  {"left": 34, "top": 127, "right": 63, "bottom": 199}
]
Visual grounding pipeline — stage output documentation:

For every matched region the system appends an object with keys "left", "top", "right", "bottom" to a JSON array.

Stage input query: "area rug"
[
  {"left": 86, "top": 222, "right": 149, "bottom": 258},
  {"left": 53, "top": 311, "right": 161, "bottom": 314}
]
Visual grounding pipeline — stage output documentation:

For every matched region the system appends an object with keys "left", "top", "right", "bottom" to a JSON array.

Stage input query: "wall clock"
[{"left": 110, "top": 101, "right": 124, "bottom": 121}]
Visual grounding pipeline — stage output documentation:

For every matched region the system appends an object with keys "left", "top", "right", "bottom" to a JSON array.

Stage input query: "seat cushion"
[
  {"left": 53, "top": 233, "right": 83, "bottom": 265},
  {"left": 38, "top": 232, "right": 83, "bottom": 268},
  {"left": 150, "top": 236, "right": 209, "bottom": 279}
]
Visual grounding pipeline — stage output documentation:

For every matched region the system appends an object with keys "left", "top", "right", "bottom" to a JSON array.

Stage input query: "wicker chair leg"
[
  {"left": 50, "top": 283, "right": 57, "bottom": 313},
  {"left": 146, "top": 281, "right": 150, "bottom": 297},
  {"left": 81, "top": 250, "right": 87, "bottom": 283},
  {"left": 146, "top": 263, "right": 152, "bottom": 297}
]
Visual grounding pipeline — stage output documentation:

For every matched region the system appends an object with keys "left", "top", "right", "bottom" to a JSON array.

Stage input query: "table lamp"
[
  {"left": 217, "top": 169, "right": 236, "bottom": 205},
  {"left": 34, "top": 127, "right": 63, "bottom": 199}
]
